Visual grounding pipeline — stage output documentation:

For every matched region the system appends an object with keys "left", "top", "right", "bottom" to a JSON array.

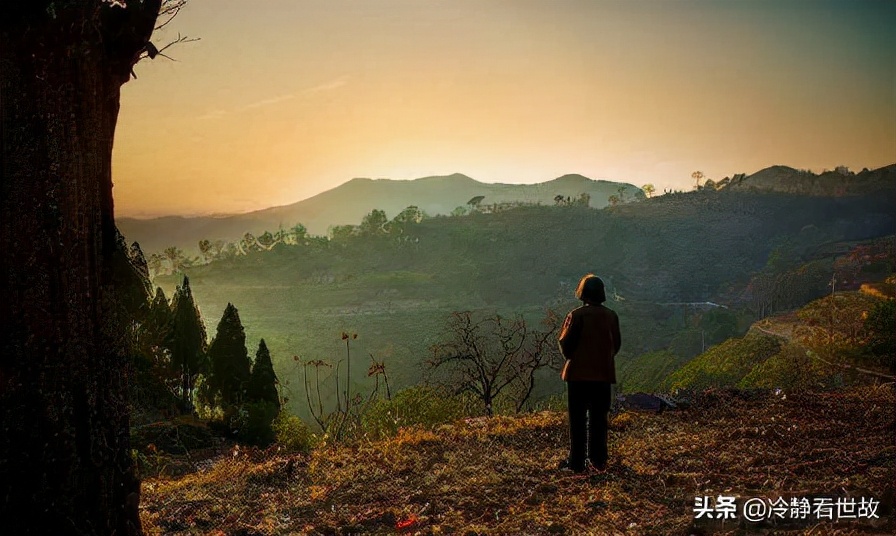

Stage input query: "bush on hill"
[
  {"left": 272, "top": 409, "right": 316, "bottom": 454},
  {"left": 664, "top": 333, "right": 782, "bottom": 392},
  {"left": 618, "top": 349, "right": 691, "bottom": 393},
  {"left": 738, "top": 342, "right": 830, "bottom": 390},
  {"left": 361, "top": 385, "right": 472, "bottom": 440}
]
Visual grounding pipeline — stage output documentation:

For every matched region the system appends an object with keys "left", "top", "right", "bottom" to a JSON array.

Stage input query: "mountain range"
[
  {"left": 118, "top": 165, "right": 895, "bottom": 255},
  {"left": 117, "top": 173, "right": 644, "bottom": 254}
]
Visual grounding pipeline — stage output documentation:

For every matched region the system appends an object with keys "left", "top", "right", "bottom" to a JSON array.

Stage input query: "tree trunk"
[{"left": 1, "top": 2, "right": 160, "bottom": 534}]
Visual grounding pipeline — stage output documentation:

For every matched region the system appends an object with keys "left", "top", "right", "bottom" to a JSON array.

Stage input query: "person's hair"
[{"left": 575, "top": 274, "right": 606, "bottom": 304}]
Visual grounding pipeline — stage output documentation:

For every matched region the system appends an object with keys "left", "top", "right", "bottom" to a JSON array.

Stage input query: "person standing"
[{"left": 558, "top": 274, "right": 621, "bottom": 473}]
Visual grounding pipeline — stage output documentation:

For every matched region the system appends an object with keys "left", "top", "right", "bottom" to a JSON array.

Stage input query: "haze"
[{"left": 113, "top": 0, "right": 895, "bottom": 217}]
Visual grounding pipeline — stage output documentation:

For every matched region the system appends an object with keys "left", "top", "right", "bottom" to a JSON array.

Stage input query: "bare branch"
[
  {"left": 156, "top": 0, "right": 188, "bottom": 30},
  {"left": 139, "top": 33, "right": 200, "bottom": 62},
  {"left": 428, "top": 310, "right": 559, "bottom": 416}
]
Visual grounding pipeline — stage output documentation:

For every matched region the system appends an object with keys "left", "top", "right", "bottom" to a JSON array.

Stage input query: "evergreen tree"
[
  {"left": 129, "top": 241, "right": 152, "bottom": 294},
  {"left": 203, "top": 303, "right": 252, "bottom": 413},
  {"left": 242, "top": 339, "right": 281, "bottom": 445},
  {"left": 248, "top": 339, "right": 280, "bottom": 407},
  {"left": 141, "top": 287, "right": 175, "bottom": 360},
  {"left": 171, "top": 276, "right": 208, "bottom": 409},
  {"left": 132, "top": 286, "right": 180, "bottom": 413},
  {"left": 111, "top": 229, "right": 152, "bottom": 324}
]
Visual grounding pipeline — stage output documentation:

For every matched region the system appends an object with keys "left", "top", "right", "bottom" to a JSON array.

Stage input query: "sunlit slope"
[
  {"left": 140, "top": 387, "right": 895, "bottom": 534},
  {"left": 664, "top": 289, "right": 894, "bottom": 392}
]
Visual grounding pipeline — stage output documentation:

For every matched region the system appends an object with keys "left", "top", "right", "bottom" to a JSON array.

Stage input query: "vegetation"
[
  {"left": 139, "top": 387, "right": 895, "bottom": 534},
  {"left": 248, "top": 339, "right": 280, "bottom": 407},
  {"left": 864, "top": 299, "right": 895, "bottom": 371},
  {"left": 664, "top": 332, "right": 783, "bottom": 392},
  {"left": 361, "top": 385, "right": 472, "bottom": 440},
  {"left": 112, "top": 162, "right": 895, "bottom": 531},
  {"left": 143, "top": 188, "right": 894, "bottom": 426},
  {"left": 202, "top": 303, "right": 253, "bottom": 421},
  {"left": 739, "top": 343, "right": 830, "bottom": 390},
  {"left": 618, "top": 350, "right": 690, "bottom": 393},
  {"left": 662, "top": 286, "right": 894, "bottom": 392},
  {"left": 428, "top": 311, "right": 563, "bottom": 415},
  {"left": 271, "top": 409, "right": 316, "bottom": 454},
  {"left": 170, "top": 276, "right": 208, "bottom": 409}
]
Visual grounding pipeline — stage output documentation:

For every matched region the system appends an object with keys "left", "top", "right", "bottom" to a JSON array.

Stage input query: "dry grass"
[{"left": 140, "top": 387, "right": 895, "bottom": 535}]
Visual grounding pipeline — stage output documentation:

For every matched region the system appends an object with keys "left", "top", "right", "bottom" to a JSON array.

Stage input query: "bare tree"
[{"left": 428, "top": 311, "right": 562, "bottom": 416}]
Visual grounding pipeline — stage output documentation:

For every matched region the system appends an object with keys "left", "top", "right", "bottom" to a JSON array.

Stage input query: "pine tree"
[
  {"left": 248, "top": 339, "right": 280, "bottom": 407},
  {"left": 140, "top": 287, "right": 176, "bottom": 363},
  {"left": 204, "top": 303, "right": 252, "bottom": 414},
  {"left": 129, "top": 241, "right": 152, "bottom": 295},
  {"left": 243, "top": 339, "right": 281, "bottom": 445},
  {"left": 111, "top": 230, "right": 152, "bottom": 324},
  {"left": 171, "top": 276, "right": 208, "bottom": 410},
  {"left": 132, "top": 286, "right": 180, "bottom": 413}
]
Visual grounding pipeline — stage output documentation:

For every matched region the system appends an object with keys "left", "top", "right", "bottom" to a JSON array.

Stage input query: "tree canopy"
[
  {"left": 171, "top": 275, "right": 207, "bottom": 408},
  {"left": 203, "top": 302, "right": 252, "bottom": 414},
  {"left": 248, "top": 338, "right": 280, "bottom": 407}
]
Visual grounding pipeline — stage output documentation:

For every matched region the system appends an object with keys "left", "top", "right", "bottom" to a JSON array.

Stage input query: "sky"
[{"left": 113, "top": 0, "right": 896, "bottom": 217}]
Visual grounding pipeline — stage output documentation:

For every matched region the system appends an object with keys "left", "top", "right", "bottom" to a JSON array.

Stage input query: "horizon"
[
  {"left": 113, "top": 0, "right": 895, "bottom": 218},
  {"left": 116, "top": 163, "right": 892, "bottom": 219}
]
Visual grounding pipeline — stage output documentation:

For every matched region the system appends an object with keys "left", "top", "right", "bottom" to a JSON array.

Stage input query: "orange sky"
[{"left": 113, "top": 0, "right": 895, "bottom": 217}]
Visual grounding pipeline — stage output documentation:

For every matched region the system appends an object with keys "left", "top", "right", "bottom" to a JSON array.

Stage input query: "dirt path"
[{"left": 752, "top": 322, "right": 896, "bottom": 381}]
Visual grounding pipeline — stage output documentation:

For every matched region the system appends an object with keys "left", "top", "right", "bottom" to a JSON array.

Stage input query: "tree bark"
[{"left": 1, "top": 2, "right": 161, "bottom": 534}]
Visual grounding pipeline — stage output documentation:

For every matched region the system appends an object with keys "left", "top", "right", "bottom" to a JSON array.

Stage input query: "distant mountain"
[
  {"left": 117, "top": 173, "right": 643, "bottom": 254},
  {"left": 724, "top": 164, "right": 896, "bottom": 196}
]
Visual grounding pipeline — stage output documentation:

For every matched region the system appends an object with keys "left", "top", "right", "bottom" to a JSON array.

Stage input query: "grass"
[
  {"left": 140, "top": 386, "right": 895, "bottom": 535},
  {"left": 664, "top": 333, "right": 783, "bottom": 392}
]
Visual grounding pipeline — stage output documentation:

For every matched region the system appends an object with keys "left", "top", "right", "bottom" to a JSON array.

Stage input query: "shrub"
[
  {"left": 239, "top": 401, "right": 279, "bottom": 446},
  {"left": 272, "top": 409, "right": 315, "bottom": 454},
  {"left": 739, "top": 343, "right": 829, "bottom": 390},
  {"left": 361, "top": 385, "right": 470, "bottom": 440},
  {"left": 529, "top": 392, "right": 568, "bottom": 412},
  {"left": 863, "top": 299, "right": 895, "bottom": 371}
]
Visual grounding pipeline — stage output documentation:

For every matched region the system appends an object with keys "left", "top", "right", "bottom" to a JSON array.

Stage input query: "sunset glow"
[{"left": 113, "top": 0, "right": 895, "bottom": 217}]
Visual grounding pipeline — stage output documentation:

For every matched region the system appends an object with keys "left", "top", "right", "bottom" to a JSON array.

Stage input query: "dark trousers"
[{"left": 567, "top": 381, "right": 611, "bottom": 469}]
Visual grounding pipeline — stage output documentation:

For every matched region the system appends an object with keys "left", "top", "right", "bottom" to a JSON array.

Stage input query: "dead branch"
[
  {"left": 429, "top": 310, "right": 561, "bottom": 415},
  {"left": 156, "top": 0, "right": 188, "bottom": 31}
]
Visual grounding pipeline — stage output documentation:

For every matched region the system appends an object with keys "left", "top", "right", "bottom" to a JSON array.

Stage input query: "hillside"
[
  {"left": 663, "top": 286, "right": 895, "bottom": 393},
  {"left": 147, "top": 189, "right": 895, "bottom": 425},
  {"left": 119, "top": 164, "right": 896, "bottom": 256},
  {"left": 118, "top": 173, "right": 644, "bottom": 254},
  {"left": 139, "top": 387, "right": 895, "bottom": 534},
  {"left": 726, "top": 163, "right": 896, "bottom": 196}
]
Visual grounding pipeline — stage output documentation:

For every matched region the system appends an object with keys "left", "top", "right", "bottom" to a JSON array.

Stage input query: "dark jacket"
[{"left": 558, "top": 304, "right": 621, "bottom": 383}]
